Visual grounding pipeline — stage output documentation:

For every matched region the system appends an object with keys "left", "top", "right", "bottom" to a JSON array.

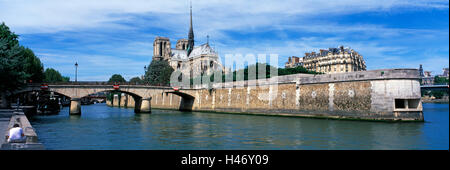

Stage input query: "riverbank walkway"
[{"left": 0, "top": 109, "right": 44, "bottom": 150}]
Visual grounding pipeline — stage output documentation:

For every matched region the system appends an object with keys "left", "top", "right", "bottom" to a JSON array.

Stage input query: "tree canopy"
[
  {"left": 129, "top": 76, "right": 143, "bottom": 85},
  {"left": 108, "top": 74, "right": 126, "bottom": 83},
  {"left": 23, "top": 47, "right": 45, "bottom": 83},
  {"left": 1, "top": 22, "right": 68, "bottom": 108},
  {"left": 44, "top": 68, "right": 70, "bottom": 83},
  {"left": 0, "top": 22, "right": 27, "bottom": 93},
  {"left": 144, "top": 60, "right": 174, "bottom": 86},
  {"left": 434, "top": 76, "right": 449, "bottom": 85},
  {"left": 206, "top": 63, "right": 322, "bottom": 83}
]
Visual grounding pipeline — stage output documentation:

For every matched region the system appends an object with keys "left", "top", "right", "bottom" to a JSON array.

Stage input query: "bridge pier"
[
  {"left": 138, "top": 98, "right": 151, "bottom": 113},
  {"left": 113, "top": 94, "right": 119, "bottom": 107},
  {"left": 69, "top": 98, "right": 81, "bottom": 115},
  {"left": 106, "top": 99, "right": 112, "bottom": 106},
  {"left": 120, "top": 93, "right": 127, "bottom": 107},
  {"left": 127, "top": 95, "right": 135, "bottom": 108}
]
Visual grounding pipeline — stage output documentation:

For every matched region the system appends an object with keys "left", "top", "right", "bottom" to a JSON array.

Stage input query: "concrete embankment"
[{"left": 0, "top": 109, "right": 44, "bottom": 150}]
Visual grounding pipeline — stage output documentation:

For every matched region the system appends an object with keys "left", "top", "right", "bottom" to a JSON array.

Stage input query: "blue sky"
[{"left": 1, "top": 0, "right": 448, "bottom": 81}]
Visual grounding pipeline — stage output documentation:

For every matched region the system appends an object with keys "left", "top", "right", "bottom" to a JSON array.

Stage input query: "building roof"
[
  {"left": 171, "top": 49, "right": 188, "bottom": 60},
  {"left": 188, "top": 43, "right": 217, "bottom": 59},
  {"left": 304, "top": 46, "right": 355, "bottom": 58},
  {"left": 171, "top": 43, "right": 217, "bottom": 60}
]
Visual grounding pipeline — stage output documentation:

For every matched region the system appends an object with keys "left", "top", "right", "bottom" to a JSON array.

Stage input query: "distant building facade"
[
  {"left": 285, "top": 56, "right": 303, "bottom": 68},
  {"left": 289, "top": 46, "right": 366, "bottom": 74},
  {"left": 152, "top": 4, "right": 226, "bottom": 79},
  {"left": 419, "top": 64, "right": 435, "bottom": 85},
  {"left": 441, "top": 68, "right": 449, "bottom": 78}
]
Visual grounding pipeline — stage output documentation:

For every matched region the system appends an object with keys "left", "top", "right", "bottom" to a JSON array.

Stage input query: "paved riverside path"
[
  {"left": 0, "top": 109, "right": 45, "bottom": 150},
  {"left": 0, "top": 109, "right": 15, "bottom": 146}
]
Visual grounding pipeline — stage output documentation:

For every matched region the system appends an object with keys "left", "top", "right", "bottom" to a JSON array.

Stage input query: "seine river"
[{"left": 29, "top": 103, "right": 449, "bottom": 150}]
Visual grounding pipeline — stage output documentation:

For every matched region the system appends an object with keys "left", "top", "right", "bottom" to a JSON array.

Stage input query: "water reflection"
[{"left": 29, "top": 103, "right": 448, "bottom": 150}]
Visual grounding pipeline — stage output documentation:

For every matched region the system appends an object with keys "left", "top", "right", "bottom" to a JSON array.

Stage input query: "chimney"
[{"left": 320, "top": 49, "right": 325, "bottom": 55}]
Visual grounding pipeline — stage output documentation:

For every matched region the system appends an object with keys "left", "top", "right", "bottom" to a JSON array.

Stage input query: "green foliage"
[
  {"left": 23, "top": 48, "right": 45, "bottom": 83},
  {"left": 44, "top": 68, "right": 69, "bottom": 83},
  {"left": 0, "top": 22, "right": 19, "bottom": 48},
  {"left": 144, "top": 60, "right": 174, "bottom": 86},
  {"left": 233, "top": 63, "right": 278, "bottom": 81},
  {"left": 0, "top": 22, "right": 27, "bottom": 92},
  {"left": 129, "top": 76, "right": 143, "bottom": 85},
  {"left": 191, "top": 63, "right": 322, "bottom": 86},
  {"left": 422, "top": 89, "right": 449, "bottom": 99},
  {"left": 431, "top": 90, "right": 448, "bottom": 99},
  {"left": 108, "top": 74, "right": 126, "bottom": 83},
  {"left": 278, "top": 66, "right": 322, "bottom": 76},
  {"left": 62, "top": 76, "right": 70, "bottom": 82},
  {"left": 434, "top": 76, "right": 449, "bottom": 84}
]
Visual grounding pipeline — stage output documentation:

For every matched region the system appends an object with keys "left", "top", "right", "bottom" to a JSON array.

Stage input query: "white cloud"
[
  {"left": 1, "top": 0, "right": 448, "bottom": 34},
  {"left": 1, "top": 0, "right": 448, "bottom": 79}
]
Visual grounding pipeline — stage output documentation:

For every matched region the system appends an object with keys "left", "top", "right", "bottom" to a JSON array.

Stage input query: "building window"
[
  {"left": 395, "top": 99, "right": 406, "bottom": 109},
  {"left": 178, "top": 73, "right": 183, "bottom": 82},
  {"left": 395, "top": 99, "right": 421, "bottom": 110}
]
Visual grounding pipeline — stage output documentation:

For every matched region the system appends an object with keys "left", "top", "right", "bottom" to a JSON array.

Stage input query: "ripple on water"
[{"left": 30, "top": 103, "right": 449, "bottom": 150}]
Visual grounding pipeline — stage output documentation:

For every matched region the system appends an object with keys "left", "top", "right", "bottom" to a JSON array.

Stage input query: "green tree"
[
  {"left": 23, "top": 48, "right": 45, "bottom": 83},
  {"left": 144, "top": 60, "right": 174, "bottom": 86},
  {"left": 108, "top": 74, "right": 126, "bottom": 83},
  {"left": 0, "top": 22, "right": 27, "bottom": 108},
  {"left": 434, "top": 76, "right": 449, "bottom": 84},
  {"left": 62, "top": 76, "right": 70, "bottom": 82},
  {"left": 43, "top": 68, "right": 69, "bottom": 83},
  {"left": 129, "top": 76, "right": 143, "bottom": 85},
  {"left": 278, "top": 65, "right": 322, "bottom": 76},
  {"left": 217, "top": 63, "right": 321, "bottom": 83}
]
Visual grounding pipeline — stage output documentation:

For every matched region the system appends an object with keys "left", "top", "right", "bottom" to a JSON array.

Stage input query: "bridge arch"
[
  {"left": 10, "top": 89, "right": 72, "bottom": 109},
  {"left": 82, "top": 89, "right": 147, "bottom": 113},
  {"left": 165, "top": 91, "right": 195, "bottom": 111},
  {"left": 12, "top": 89, "right": 71, "bottom": 99},
  {"left": 11, "top": 86, "right": 153, "bottom": 115}
]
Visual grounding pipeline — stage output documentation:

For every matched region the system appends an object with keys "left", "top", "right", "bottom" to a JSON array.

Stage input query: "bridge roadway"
[{"left": 420, "top": 84, "right": 449, "bottom": 91}]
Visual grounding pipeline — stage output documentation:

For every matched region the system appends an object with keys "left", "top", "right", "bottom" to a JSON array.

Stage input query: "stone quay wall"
[
  {"left": 150, "top": 69, "right": 423, "bottom": 121},
  {"left": 1, "top": 109, "right": 45, "bottom": 150}
]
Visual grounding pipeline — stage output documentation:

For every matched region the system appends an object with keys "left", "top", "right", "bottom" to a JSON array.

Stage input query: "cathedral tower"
[
  {"left": 153, "top": 37, "right": 171, "bottom": 61},
  {"left": 176, "top": 39, "right": 189, "bottom": 50},
  {"left": 187, "top": 1, "right": 195, "bottom": 57}
]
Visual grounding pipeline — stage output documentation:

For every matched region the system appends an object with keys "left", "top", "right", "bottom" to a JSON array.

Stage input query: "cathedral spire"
[{"left": 187, "top": 0, "right": 195, "bottom": 56}]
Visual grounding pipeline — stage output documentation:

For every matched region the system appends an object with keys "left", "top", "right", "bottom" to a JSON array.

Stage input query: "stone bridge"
[{"left": 14, "top": 84, "right": 193, "bottom": 115}]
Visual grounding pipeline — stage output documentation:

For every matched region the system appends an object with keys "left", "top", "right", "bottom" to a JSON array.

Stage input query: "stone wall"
[{"left": 150, "top": 69, "right": 423, "bottom": 121}]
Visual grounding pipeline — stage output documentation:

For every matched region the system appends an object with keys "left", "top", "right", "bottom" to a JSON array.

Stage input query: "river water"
[{"left": 29, "top": 103, "right": 449, "bottom": 150}]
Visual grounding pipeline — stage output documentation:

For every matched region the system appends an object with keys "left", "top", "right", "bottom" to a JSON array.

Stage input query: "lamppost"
[
  {"left": 75, "top": 62, "right": 78, "bottom": 83},
  {"left": 143, "top": 65, "right": 147, "bottom": 83}
]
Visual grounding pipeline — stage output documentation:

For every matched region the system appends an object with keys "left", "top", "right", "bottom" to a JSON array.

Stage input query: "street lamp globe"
[{"left": 75, "top": 62, "right": 78, "bottom": 83}]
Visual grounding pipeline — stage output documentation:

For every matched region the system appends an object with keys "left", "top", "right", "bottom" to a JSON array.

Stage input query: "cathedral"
[{"left": 152, "top": 4, "right": 226, "bottom": 79}]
